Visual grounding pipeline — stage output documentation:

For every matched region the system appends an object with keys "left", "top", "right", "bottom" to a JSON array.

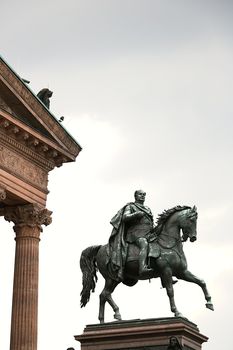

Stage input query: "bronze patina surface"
[{"left": 80, "top": 191, "right": 214, "bottom": 323}]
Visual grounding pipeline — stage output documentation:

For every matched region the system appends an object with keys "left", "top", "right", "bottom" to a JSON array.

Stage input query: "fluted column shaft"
[{"left": 4, "top": 204, "right": 52, "bottom": 350}]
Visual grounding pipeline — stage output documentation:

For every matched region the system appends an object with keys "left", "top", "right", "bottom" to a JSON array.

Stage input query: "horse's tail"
[{"left": 80, "top": 245, "right": 101, "bottom": 307}]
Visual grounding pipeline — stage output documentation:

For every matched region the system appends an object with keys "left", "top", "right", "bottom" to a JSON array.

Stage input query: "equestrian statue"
[{"left": 80, "top": 190, "right": 214, "bottom": 323}]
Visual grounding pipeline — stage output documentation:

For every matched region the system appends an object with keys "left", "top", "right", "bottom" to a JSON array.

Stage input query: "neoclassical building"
[{"left": 0, "top": 56, "right": 81, "bottom": 350}]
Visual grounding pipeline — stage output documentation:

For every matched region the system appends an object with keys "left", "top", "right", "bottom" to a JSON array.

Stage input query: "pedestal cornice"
[{"left": 76, "top": 318, "right": 208, "bottom": 350}]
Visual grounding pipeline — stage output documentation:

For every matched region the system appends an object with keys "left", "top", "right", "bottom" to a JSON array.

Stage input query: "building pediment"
[
  {"left": 0, "top": 56, "right": 82, "bottom": 166},
  {"left": 0, "top": 56, "right": 82, "bottom": 207}
]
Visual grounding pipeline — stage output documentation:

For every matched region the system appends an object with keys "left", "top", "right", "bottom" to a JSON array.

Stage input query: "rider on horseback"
[
  {"left": 124, "top": 190, "right": 153, "bottom": 275},
  {"left": 108, "top": 189, "right": 153, "bottom": 281}
]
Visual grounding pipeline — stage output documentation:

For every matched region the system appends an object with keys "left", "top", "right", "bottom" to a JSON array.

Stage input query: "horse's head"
[{"left": 179, "top": 206, "right": 198, "bottom": 242}]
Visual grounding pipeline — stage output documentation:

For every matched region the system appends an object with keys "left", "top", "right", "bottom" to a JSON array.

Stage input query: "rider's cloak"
[
  {"left": 107, "top": 202, "right": 154, "bottom": 281},
  {"left": 107, "top": 203, "right": 130, "bottom": 281}
]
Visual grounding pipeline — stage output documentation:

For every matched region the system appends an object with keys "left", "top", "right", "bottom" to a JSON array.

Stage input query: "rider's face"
[{"left": 135, "top": 190, "right": 146, "bottom": 203}]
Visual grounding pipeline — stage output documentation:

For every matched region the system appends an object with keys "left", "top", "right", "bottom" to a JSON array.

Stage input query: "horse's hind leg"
[
  {"left": 179, "top": 270, "right": 214, "bottom": 311},
  {"left": 98, "top": 279, "right": 121, "bottom": 323},
  {"left": 107, "top": 295, "right": 122, "bottom": 321}
]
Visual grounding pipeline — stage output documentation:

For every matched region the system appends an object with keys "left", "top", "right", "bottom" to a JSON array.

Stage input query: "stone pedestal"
[{"left": 75, "top": 317, "right": 208, "bottom": 350}]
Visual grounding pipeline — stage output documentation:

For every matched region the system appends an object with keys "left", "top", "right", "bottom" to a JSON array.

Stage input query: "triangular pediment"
[
  {"left": 0, "top": 90, "right": 54, "bottom": 140},
  {"left": 0, "top": 56, "right": 82, "bottom": 162}
]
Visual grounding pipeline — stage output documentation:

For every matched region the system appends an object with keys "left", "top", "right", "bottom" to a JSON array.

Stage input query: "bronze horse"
[{"left": 80, "top": 206, "right": 214, "bottom": 323}]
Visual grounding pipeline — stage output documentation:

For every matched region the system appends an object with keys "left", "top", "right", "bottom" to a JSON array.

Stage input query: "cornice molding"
[
  {"left": 0, "top": 129, "right": 55, "bottom": 171},
  {"left": 0, "top": 109, "right": 75, "bottom": 169},
  {"left": 0, "top": 59, "right": 81, "bottom": 157}
]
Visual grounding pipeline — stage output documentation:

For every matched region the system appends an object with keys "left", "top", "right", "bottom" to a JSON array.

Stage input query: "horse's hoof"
[
  {"left": 114, "top": 312, "right": 122, "bottom": 321},
  {"left": 206, "top": 302, "right": 214, "bottom": 311},
  {"left": 175, "top": 312, "right": 183, "bottom": 317},
  {"left": 99, "top": 319, "right": 104, "bottom": 324}
]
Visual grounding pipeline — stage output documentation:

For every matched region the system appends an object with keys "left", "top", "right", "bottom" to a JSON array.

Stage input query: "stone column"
[{"left": 3, "top": 204, "right": 52, "bottom": 350}]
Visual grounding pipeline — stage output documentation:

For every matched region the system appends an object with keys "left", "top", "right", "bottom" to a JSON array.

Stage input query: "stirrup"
[{"left": 139, "top": 266, "right": 153, "bottom": 276}]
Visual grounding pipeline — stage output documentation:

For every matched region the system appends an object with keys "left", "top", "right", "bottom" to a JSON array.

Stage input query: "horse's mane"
[{"left": 154, "top": 205, "right": 191, "bottom": 235}]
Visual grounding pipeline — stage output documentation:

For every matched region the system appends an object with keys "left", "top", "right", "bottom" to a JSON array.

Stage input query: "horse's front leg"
[
  {"left": 178, "top": 269, "right": 214, "bottom": 311},
  {"left": 161, "top": 268, "right": 183, "bottom": 317}
]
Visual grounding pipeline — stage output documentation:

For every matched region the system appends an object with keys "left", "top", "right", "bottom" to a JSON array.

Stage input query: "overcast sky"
[{"left": 0, "top": 1, "right": 233, "bottom": 349}]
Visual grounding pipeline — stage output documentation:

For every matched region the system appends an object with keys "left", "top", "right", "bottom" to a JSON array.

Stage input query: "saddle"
[{"left": 126, "top": 240, "right": 161, "bottom": 262}]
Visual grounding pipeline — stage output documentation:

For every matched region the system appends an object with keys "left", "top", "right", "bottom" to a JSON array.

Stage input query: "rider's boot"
[{"left": 138, "top": 249, "right": 153, "bottom": 277}]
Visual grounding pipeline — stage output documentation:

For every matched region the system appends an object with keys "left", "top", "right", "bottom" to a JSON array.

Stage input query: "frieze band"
[{"left": 0, "top": 143, "right": 49, "bottom": 190}]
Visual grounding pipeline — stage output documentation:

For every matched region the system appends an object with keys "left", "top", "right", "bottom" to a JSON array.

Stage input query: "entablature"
[
  {"left": 0, "top": 55, "right": 81, "bottom": 208},
  {"left": 0, "top": 108, "right": 74, "bottom": 169}
]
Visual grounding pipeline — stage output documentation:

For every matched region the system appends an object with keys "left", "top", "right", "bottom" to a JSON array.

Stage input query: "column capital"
[{"left": 2, "top": 203, "right": 52, "bottom": 231}]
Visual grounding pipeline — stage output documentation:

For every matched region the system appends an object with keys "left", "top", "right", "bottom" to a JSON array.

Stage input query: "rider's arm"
[{"left": 123, "top": 205, "right": 143, "bottom": 222}]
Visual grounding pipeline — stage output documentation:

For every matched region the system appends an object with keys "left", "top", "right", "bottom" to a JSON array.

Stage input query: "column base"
[{"left": 75, "top": 317, "right": 208, "bottom": 350}]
